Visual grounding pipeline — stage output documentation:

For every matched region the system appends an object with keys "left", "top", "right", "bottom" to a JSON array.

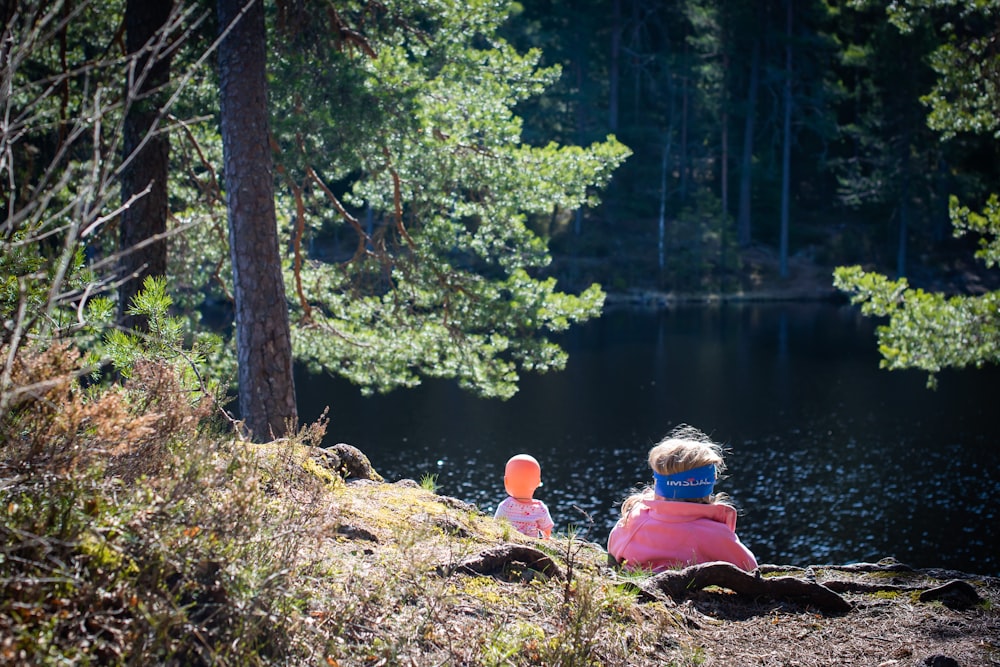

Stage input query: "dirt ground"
[{"left": 643, "top": 561, "right": 1000, "bottom": 667}]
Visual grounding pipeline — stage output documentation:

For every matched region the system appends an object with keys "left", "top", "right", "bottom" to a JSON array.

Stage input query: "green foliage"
[
  {"left": 952, "top": 194, "right": 1000, "bottom": 267},
  {"left": 882, "top": 0, "right": 1000, "bottom": 140},
  {"left": 268, "top": 0, "right": 629, "bottom": 399},
  {"left": 833, "top": 265, "right": 1000, "bottom": 385},
  {"left": 832, "top": 1, "right": 940, "bottom": 217},
  {"left": 0, "top": 0, "right": 230, "bottom": 410},
  {"left": 481, "top": 621, "right": 545, "bottom": 666},
  {"left": 0, "top": 0, "right": 122, "bottom": 409},
  {"left": 420, "top": 473, "right": 439, "bottom": 492},
  {"left": 835, "top": 0, "right": 1000, "bottom": 381},
  {"left": 0, "top": 232, "right": 92, "bottom": 339},
  {"left": 100, "top": 276, "right": 230, "bottom": 402}
]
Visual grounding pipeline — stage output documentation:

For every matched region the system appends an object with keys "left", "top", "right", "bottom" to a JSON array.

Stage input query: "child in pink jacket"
[{"left": 607, "top": 425, "right": 757, "bottom": 572}]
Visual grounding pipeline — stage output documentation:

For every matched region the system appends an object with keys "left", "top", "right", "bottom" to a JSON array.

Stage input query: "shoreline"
[{"left": 603, "top": 285, "right": 846, "bottom": 308}]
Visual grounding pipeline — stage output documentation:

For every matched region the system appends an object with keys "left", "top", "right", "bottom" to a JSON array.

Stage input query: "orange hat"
[{"left": 504, "top": 454, "right": 542, "bottom": 499}]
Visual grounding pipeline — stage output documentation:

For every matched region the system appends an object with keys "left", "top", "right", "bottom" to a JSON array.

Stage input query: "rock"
[
  {"left": 309, "top": 443, "right": 383, "bottom": 482},
  {"left": 336, "top": 524, "right": 379, "bottom": 542},
  {"left": 918, "top": 579, "right": 982, "bottom": 610},
  {"left": 437, "top": 495, "right": 477, "bottom": 513},
  {"left": 922, "top": 655, "right": 960, "bottom": 667}
]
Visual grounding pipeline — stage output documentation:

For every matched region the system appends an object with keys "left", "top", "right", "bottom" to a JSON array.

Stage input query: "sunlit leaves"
[
  {"left": 270, "top": 0, "right": 628, "bottom": 398},
  {"left": 834, "top": 266, "right": 1000, "bottom": 386},
  {"left": 951, "top": 194, "right": 1000, "bottom": 268},
  {"left": 835, "top": 203, "right": 1000, "bottom": 385},
  {"left": 289, "top": 255, "right": 605, "bottom": 398},
  {"left": 922, "top": 40, "right": 1000, "bottom": 140},
  {"left": 101, "top": 276, "right": 228, "bottom": 400},
  {"left": 879, "top": 0, "right": 1000, "bottom": 139}
]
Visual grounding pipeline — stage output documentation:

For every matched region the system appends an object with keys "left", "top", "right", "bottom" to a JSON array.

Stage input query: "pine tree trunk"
[
  {"left": 680, "top": 73, "right": 689, "bottom": 205},
  {"left": 119, "top": 0, "right": 172, "bottom": 331},
  {"left": 779, "top": 0, "right": 792, "bottom": 279},
  {"left": 737, "top": 39, "right": 759, "bottom": 248},
  {"left": 609, "top": 0, "right": 620, "bottom": 134},
  {"left": 720, "top": 48, "right": 730, "bottom": 281},
  {"left": 217, "top": 0, "right": 297, "bottom": 441}
]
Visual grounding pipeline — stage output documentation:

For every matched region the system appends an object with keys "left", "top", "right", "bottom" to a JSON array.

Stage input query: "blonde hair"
[{"left": 620, "top": 425, "right": 732, "bottom": 516}]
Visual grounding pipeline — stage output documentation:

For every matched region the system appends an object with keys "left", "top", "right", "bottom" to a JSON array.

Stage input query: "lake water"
[{"left": 294, "top": 302, "right": 1000, "bottom": 576}]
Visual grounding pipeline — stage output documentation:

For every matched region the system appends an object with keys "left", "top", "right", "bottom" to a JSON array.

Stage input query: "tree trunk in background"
[
  {"left": 932, "top": 158, "right": 950, "bottom": 243},
  {"left": 720, "top": 50, "right": 729, "bottom": 287},
  {"left": 737, "top": 39, "right": 759, "bottom": 248},
  {"left": 680, "top": 64, "right": 689, "bottom": 204},
  {"left": 609, "top": 0, "right": 620, "bottom": 134},
  {"left": 897, "top": 185, "right": 909, "bottom": 278},
  {"left": 721, "top": 51, "right": 729, "bottom": 221},
  {"left": 658, "top": 134, "right": 672, "bottom": 273},
  {"left": 119, "top": 0, "right": 172, "bottom": 331},
  {"left": 573, "top": 19, "right": 586, "bottom": 235},
  {"left": 217, "top": 0, "right": 297, "bottom": 441},
  {"left": 602, "top": 0, "right": 622, "bottom": 226},
  {"left": 897, "top": 126, "right": 912, "bottom": 278},
  {"left": 779, "top": 0, "right": 792, "bottom": 279}
]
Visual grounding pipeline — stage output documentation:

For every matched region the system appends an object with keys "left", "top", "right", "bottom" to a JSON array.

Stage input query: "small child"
[
  {"left": 494, "top": 454, "right": 554, "bottom": 539},
  {"left": 607, "top": 425, "right": 757, "bottom": 572}
]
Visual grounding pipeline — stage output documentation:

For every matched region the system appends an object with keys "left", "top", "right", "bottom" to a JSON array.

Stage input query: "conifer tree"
[{"left": 835, "top": 0, "right": 1000, "bottom": 384}]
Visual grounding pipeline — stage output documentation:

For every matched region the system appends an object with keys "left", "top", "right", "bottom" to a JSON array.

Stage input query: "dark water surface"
[{"left": 295, "top": 303, "right": 1000, "bottom": 576}]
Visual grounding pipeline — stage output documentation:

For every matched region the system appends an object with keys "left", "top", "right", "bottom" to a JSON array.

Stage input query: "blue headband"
[{"left": 653, "top": 464, "right": 716, "bottom": 499}]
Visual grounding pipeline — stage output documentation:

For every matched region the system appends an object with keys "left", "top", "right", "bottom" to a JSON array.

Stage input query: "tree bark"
[
  {"left": 680, "top": 60, "right": 689, "bottom": 205},
  {"left": 217, "top": 0, "right": 297, "bottom": 441},
  {"left": 896, "top": 125, "right": 912, "bottom": 278},
  {"left": 441, "top": 544, "right": 565, "bottom": 581},
  {"left": 119, "top": 0, "right": 173, "bottom": 331},
  {"left": 737, "top": 39, "right": 759, "bottom": 248},
  {"left": 779, "top": 0, "right": 792, "bottom": 279},
  {"left": 721, "top": 52, "right": 729, "bottom": 222},
  {"left": 658, "top": 134, "right": 672, "bottom": 273},
  {"left": 609, "top": 0, "right": 620, "bottom": 134},
  {"left": 642, "top": 561, "right": 851, "bottom": 613}
]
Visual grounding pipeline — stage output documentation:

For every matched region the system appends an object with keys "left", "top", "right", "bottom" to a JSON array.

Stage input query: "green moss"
[
  {"left": 481, "top": 621, "right": 545, "bottom": 665},
  {"left": 300, "top": 456, "right": 341, "bottom": 487},
  {"left": 78, "top": 532, "right": 138, "bottom": 577},
  {"left": 455, "top": 576, "right": 507, "bottom": 606},
  {"left": 873, "top": 589, "right": 900, "bottom": 600},
  {"left": 863, "top": 569, "right": 915, "bottom": 580}
]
